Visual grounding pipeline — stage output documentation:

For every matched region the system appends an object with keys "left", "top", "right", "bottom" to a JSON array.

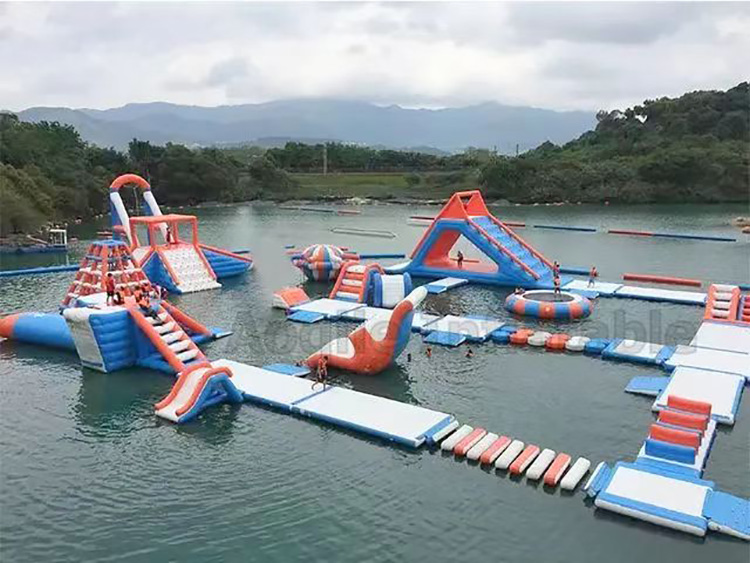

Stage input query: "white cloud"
[{"left": 0, "top": 1, "right": 747, "bottom": 112}]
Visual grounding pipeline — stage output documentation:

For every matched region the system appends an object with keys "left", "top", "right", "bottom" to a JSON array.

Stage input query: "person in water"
[
  {"left": 466, "top": 348, "right": 474, "bottom": 359},
  {"left": 425, "top": 346, "right": 432, "bottom": 358}
]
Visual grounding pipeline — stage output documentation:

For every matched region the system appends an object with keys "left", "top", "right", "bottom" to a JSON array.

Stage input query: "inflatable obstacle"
[
  {"left": 433, "top": 421, "right": 592, "bottom": 491},
  {"left": 155, "top": 363, "right": 243, "bottom": 423},
  {"left": 272, "top": 287, "right": 310, "bottom": 309},
  {"left": 109, "top": 174, "right": 252, "bottom": 293},
  {"left": 400, "top": 191, "right": 564, "bottom": 288},
  {"left": 305, "top": 287, "right": 427, "bottom": 375},
  {"left": 623, "top": 273, "right": 702, "bottom": 288},
  {"left": 505, "top": 290, "right": 592, "bottom": 320},
  {"left": 63, "top": 295, "right": 225, "bottom": 373},
  {"left": 290, "top": 244, "right": 358, "bottom": 281}
]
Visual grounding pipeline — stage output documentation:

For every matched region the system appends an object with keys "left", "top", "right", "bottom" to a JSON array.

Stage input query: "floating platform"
[
  {"left": 613, "top": 285, "right": 706, "bottom": 306},
  {"left": 590, "top": 461, "right": 749, "bottom": 540},
  {"left": 291, "top": 298, "right": 365, "bottom": 320},
  {"left": 411, "top": 312, "right": 441, "bottom": 333},
  {"left": 564, "top": 279, "right": 622, "bottom": 295},
  {"left": 213, "top": 359, "right": 454, "bottom": 447},
  {"left": 690, "top": 321, "right": 750, "bottom": 354},
  {"left": 664, "top": 345, "right": 750, "bottom": 380},
  {"left": 653, "top": 367, "right": 744, "bottom": 425},
  {"left": 602, "top": 339, "right": 673, "bottom": 365},
  {"left": 424, "top": 277, "right": 469, "bottom": 294},
  {"left": 625, "top": 376, "right": 669, "bottom": 397},
  {"left": 423, "top": 315, "right": 504, "bottom": 343}
]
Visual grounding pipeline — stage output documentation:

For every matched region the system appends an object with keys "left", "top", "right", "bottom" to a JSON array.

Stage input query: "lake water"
[{"left": 1, "top": 202, "right": 748, "bottom": 563}]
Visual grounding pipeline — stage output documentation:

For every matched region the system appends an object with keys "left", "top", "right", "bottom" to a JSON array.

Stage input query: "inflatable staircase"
[
  {"left": 62, "top": 240, "right": 149, "bottom": 308},
  {"left": 329, "top": 262, "right": 383, "bottom": 302},
  {"left": 704, "top": 284, "right": 741, "bottom": 321},
  {"left": 405, "top": 191, "right": 559, "bottom": 288},
  {"left": 155, "top": 362, "right": 243, "bottom": 423},
  {"left": 129, "top": 303, "right": 207, "bottom": 373}
]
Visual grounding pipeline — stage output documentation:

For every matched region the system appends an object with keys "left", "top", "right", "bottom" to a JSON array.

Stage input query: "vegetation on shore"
[{"left": 1, "top": 83, "right": 747, "bottom": 236}]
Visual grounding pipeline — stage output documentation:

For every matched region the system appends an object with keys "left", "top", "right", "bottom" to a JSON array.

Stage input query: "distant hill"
[{"left": 15, "top": 99, "right": 595, "bottom": 153}]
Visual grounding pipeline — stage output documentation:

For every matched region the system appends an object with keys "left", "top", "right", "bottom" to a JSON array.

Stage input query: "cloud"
[{"left": 0, "top": 2, "right": 747, "bottom": 112}]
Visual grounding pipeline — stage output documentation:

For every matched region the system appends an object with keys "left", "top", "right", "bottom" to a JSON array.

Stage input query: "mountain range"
[{"left": 13, "top": 99, "right": 596, "bottom": 153}]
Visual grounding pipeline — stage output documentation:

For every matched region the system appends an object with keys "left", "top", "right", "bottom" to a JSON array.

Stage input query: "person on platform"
[
  {"left": 588, "top": 266, "right": 599, "bottom": 288},
  {"left": 105, "top": 273, "right": 116, "bottom": 306},
  {"left": 456, "top": 250, "right": 464, "bottom": 269},
  {"left": 553, "top": 273, "right": 562, "bottom": 296}
]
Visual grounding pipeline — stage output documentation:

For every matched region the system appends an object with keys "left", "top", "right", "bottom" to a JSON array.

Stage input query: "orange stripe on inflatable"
[
  {"left": 623, "top": 273, "right": 702, "bottom": 287},
  {"left": 110, "top": 173, "right": 150, "bottom": 191},
  {"left": 658, "top": 409, "right": 709, "bottom": 432},
  {"left": 154, "top": 362, "right": 211, "bottom": 410},
  {"left": 454, "top": 428, "right": 487, "bottom": 456},
  {"left": 540, "top": 303, "right": 555, "bottom": 318},
  {"left": 509, "top": 445, "right": 540, "bottom": 475},
  {"left": 175, "top": 366, "right": 234, "bottom": 417},
  {"left": 543, "top": 453, "right": 571, "bottom": 486},
  {"left": 667, "top": 395, "right": 712, "bottom": 417},
  {"left": 649, "top": 424, "right": 700, "bottom": 450},
  {"left": 479, "top": 436, "right": 511, "bottom": 465}
]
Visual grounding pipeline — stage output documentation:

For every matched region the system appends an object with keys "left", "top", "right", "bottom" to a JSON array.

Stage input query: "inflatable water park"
[{"left": 1, "top": 184, "right": 747, "bottom": 542}]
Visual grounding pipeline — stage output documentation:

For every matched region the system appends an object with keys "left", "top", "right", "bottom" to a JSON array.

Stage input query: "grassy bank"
[{"left": 289, "top": 170, "right": 479, "bottom": 200}]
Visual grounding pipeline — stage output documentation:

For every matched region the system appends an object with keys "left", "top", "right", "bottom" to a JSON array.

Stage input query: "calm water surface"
[{"left": 1, "top": 202, "right": 748, "bottom": 562}]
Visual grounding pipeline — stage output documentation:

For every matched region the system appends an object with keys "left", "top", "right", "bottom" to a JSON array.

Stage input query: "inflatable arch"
[{"left": 109, "top": 173, "right": 167, "bottom": 245}]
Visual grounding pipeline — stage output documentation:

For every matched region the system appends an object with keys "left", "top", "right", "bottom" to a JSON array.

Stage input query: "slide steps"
[
  {"left": 130, "top": 304, "right": 206, "bottom": 372},
  {"left": 434, "top": 422, "right": 592, "bottom": 492}
]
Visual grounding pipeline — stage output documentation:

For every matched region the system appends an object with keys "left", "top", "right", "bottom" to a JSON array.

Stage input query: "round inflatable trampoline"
[{"left": 505, "top": 290, "right": 592, "bottom": 320}]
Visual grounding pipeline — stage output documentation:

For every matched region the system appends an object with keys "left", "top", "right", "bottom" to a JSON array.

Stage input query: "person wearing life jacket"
[
  {"left": 136, "top": 289, "right": 160, "bottom": 322},
  {"left": 553, "top": 273, "right": 562, "bottom": 296},
  {"left": 456, "top": 250, "right": 464, "bottom": 269},
  {"left": 314, "top": 355, "right": 329, "bottom": 389}
]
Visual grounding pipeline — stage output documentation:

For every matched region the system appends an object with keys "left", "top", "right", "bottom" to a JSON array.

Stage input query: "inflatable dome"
[
  {"left": 505, "top": 290, "right": 592, "bottom": 320},
  {"left": 291, "top": 244, "right": 357, "bottom": 281}
]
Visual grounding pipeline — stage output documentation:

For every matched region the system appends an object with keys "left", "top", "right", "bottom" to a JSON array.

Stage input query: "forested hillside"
[
  {"left": 1, "top": 83, "right": 747, "bottom": 236},
  {"left": 480, "top": 82, "right": 749, "bottom": 203}
]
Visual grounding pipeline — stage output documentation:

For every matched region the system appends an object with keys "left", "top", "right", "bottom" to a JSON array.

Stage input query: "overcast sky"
[{"left": 1, "top": 2, "right": 747, "bottom": 112}]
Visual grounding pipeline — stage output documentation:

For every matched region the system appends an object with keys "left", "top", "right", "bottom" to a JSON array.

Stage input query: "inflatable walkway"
[
  {"left": 397, "top": 191, "right": 561, "bottom": 288},
  {"left": 307, "top": 287, "right": 427, "bottom": 375},
  {"left": 329, "top": 261, "right": 413, "bottom": 308}
]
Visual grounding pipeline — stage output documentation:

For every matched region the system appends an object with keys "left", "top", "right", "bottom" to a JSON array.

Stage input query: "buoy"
[
  {"left": 509, "top": 445, "right": 540, "bottom": 475},
  {"left": 454, "top": 428, "right": 487, "bottom": 457},
  {"left": 527, "top": 331, "right": 551, "bottom": 347},
  {"left": 560, "top": 457, "right": 591, "bottom": 491},
  {"left": 546, "top": 334, "right": 570, "bottom": 350},
  {"left": 479, "top": 436, "right": 511, "bottom": 465},
  {"left": 565, "top": 336, "right": 590, "bottom": 352},
  {"left": 440, "top": 425, "right": 473, "bottom": 451},
  {"left": 526, "top": 448, "right": 556, "bottom": 480},
  {"left": 543, "top": 453, "right": 572, "bottom": 486},
  {"left": 510, "top": 329, "right": 533, "bottom": 345},
  {"left": 495, "top": 440, "right": 525, "bottom": 470},
  {"left": 466, "top": 432, "right": 500, "bottom": 461}
]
